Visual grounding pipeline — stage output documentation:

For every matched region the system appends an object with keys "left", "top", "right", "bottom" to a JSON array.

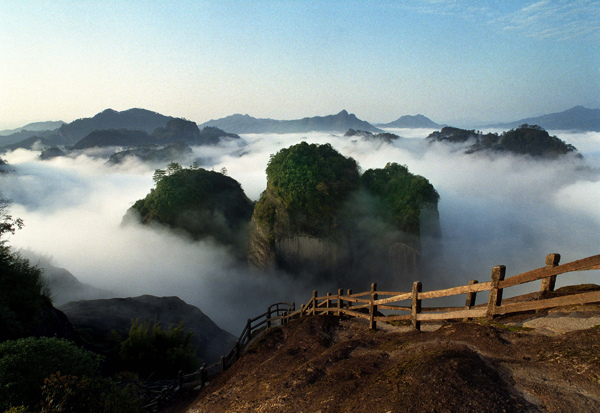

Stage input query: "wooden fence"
[{"left": 282, "top": 253, "right": 600, "bottom": 331}]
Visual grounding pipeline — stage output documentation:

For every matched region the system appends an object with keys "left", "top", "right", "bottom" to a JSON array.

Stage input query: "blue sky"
[{"left": 1, "top": 0, "right": 599, "bottom": 128}]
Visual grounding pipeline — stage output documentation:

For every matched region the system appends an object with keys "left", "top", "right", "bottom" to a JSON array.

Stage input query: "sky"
[{"left": 1, "top": 0, "right": 599, "bottom": 129}]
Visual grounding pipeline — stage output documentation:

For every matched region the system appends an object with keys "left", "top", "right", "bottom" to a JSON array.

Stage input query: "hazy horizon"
[{"left": 1, "top": 1, "right": 599, "bottom": 129}]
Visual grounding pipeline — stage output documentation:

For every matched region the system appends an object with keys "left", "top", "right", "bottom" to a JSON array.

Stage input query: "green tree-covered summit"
[
  {"left": 362, "top": 162, "right": 439, "bottom": 236},
  {"left": 263, "top": 141, "right": 360, "bottom": 230},
  {"left": 127, "top": 165, "right": 254, "bottom": 251}
]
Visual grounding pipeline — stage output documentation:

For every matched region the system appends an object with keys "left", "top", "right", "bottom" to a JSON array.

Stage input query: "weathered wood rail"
[{"left": 282, "top": 253, "right": 600, "bottom": 331}]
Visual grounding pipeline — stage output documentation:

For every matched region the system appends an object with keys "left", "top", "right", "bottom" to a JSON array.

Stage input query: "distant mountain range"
[
  {"left": 0, "top": 120, "right": 64, "bottom": 136},
  {"left": 58, "top": 108, "right": 174, "bottom": 145},
  {"left": 486, "top": 106, "right": 600, "bottom": 132},
  {"left": 377, "top": 114, "right": 441, "bottom": 129},
  {"left": 1, "top": 105, "right": 598, "bottom": 154},
  {"left": 200, "top": 110, "right": 382, "bottom": 134}
]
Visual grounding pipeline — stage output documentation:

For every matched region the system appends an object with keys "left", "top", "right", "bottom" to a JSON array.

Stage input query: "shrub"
[
  {"left": 119, "top": 319, "right": 199, "bottom": 380},
  {"left": 0, "top": 337, "right": 101, "bottom": 410},
  {"left": 39, "top": 372, "right": 143, "bottom": 413}
]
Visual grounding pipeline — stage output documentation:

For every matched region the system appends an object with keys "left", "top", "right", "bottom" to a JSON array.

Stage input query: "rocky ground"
[{"left": 165, "top": 295, "right": 600, "bottom": 413}]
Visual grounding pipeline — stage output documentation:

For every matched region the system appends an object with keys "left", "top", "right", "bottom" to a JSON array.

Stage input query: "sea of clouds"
[{"left": 1, "top": 128, "right": 599, "bottom": 333}]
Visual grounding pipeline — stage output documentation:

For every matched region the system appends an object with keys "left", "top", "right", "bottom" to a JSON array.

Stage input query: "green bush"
[
  {"left": 39, "top": 372, "right": 143, "bottom": 413},
  {"left": 119, "top": 319, "right": 199, "bottom": 380},
  {"left": 0, "top": 337, "right": 101, "bottom": 410}
]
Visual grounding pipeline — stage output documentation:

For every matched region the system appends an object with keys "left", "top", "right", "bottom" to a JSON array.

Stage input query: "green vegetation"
[
  {"left": 428, "top": 124, "right": 578, "bottom": 158},
  {"left": 259, "top": 141, "right": 360, "bottom": 235},
  {"left": 499, "top": 124, "right": 577, "bottom": 157},
  {"left": 119, "top": 319, "right": 200, "bottom": 380},
  {"left": 0, "top": 196, "right": 51, "bottom": 342},
  {"left": 0, "top": 337, "right": 101, "bottom": 410},
  {"left": 130, "top": 164, "right": 254, "bottom": 246},
  {"left": 361, "top": 162, "right": 439, "bottom": 235}
]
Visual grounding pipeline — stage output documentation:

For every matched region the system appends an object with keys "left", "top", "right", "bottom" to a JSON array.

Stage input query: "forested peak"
[
  {"left": 362, "top": 162, "right": 439, "bottom": 235},
  {"left": 265, "top": 142, "right": 360, "bottom": 216},
  {"left": 129, "top": 163, "right": 253, "bottom": 249},
  {"left": 499, "top": 124, "right": 578, "bottom": 157},
  {"left": 153, "top": 118, "right": 200, "bottom": 137}
]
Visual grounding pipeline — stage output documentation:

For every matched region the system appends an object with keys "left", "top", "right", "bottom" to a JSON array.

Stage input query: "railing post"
[
  {"left": 463, "top": 280, "right": 478, "bottom": 321},
  {"left": 346, "top": 289, "right": 352, "bottom": 309},
  {"left": 312, "top": 290, "right": 318, "bottom": 316},
  {"left": 246, "top": 319, "right": 252, "bottom": 344},
  {"left": 540, "top": 253, "right": 560, "bottom": 298},
  {"left": 326, "top": 292, "right": 331, "bottom": 315},
  {"left": 465, "top": 280, "right": 479, "bottom": 309},
  {"left": 487, "top": 265, "right": 506, "bottom": 318},
  {"left": 221, "top": 355, "right": 226, "bottom": 371},
  {"left": 411, "top": 281, "right": 422, "bottom": 331},
  {"left": 178, "top": 370, "right": 183, "bottom": 388},
  {"left": 369, "top": 283, "right": 378, "bottom": 330},
  {"left": 337, "top": 289, "right": 343, "bottom": 316},
  {"left": 200, "top": 364, "right": 207, "bottom": 388}
]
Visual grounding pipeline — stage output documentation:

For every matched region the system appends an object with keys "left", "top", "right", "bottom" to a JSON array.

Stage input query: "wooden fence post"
[
  {"left": 346, "top": 289, "right": 352, "bottom": 309},
  {"left": 312, "top": 290, "right": 318, "bottom": 316},
  {"left": 540, "top": 253, "right": 560, "bottom": 298},
  {"left": 337, "top": 289, "right": 343, "bottom": 316},
  {"left": 463, "top": 280, "right": 478, "bottom": 321},
  {"left": 487, "top": 265, "right": 506, "bottom": 318},
  {"left": 369, "top": 283, "right": 378, "bottom": 330},
  {"left": 326, "top": 292, "right": 332, "bottom": 315},
  {"left": 266, "top": 306, "right": 272, "bottom": 329},
  {"left": 411, "top": 281, "right": 422, "bottom": 331},
  {"left": 200, "top": 364, "right": 207, "bottom": 388},
  {"left": 465, "top": 280, "right": 479, "bottom": 309},
  {"left": 221, "top": 356, "right": 226, "bottom": 371}
]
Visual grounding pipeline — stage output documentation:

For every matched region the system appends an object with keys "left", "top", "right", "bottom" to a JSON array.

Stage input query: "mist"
[{"left": 1, "top": 129, "right": 599, "bottom": 333}]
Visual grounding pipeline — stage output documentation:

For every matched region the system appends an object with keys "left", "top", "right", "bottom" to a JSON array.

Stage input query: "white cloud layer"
[{"left": 2, "top": 129, "right": 599, "bottom": 332}]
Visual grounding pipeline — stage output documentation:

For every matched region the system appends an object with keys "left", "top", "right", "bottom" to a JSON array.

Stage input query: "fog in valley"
[{"left": 2, "top": 129, "right": 599, "bottom": 333}]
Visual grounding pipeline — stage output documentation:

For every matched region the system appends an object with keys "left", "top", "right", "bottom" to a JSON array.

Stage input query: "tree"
[
  {"left": 166, "top": 162, "right": 183, "bottom": 175},
  {"left": 0, "top": 196, "right": 23, "bottom": 240},
  {"left": 152, "top": 168, "right": 166, "bottom": 185}
]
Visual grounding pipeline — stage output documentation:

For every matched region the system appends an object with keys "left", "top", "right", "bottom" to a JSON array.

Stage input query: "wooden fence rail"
[{"left": 282, "top": 253, "right": 600, "bottom": 332}]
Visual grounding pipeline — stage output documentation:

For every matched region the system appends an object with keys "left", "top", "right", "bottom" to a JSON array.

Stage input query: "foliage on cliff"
[
  {"left": 362, "top": 163, "right": 439, "bottom": 235},
  {"left": 128, "top": 165, "right": 254, "bottom": 248},
  {"left": 256, "top": 141, "right": 360, "bottom": 235}
]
